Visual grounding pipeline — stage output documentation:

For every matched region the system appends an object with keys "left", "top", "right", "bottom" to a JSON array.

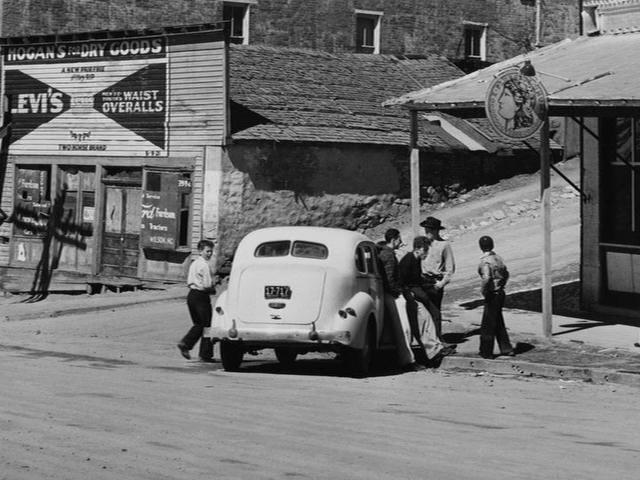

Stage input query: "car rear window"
[
  {"left": 254, "top": 240, "right": 328, "bottom": 259},
  {"left": 255, "top": 241, "right": 291, "bottom": 257},
  {"left": 292, "top": 241, "right": 328, "bottom": 259}
]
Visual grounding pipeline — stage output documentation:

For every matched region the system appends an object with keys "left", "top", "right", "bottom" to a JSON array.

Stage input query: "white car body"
[{"left": 210, "top": 226, "right": 386, "bottom": 374}]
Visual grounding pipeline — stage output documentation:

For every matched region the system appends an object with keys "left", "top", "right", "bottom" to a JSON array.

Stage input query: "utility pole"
[
  {"left": 540, "top": 118, "right": 552, "bottom": 338},
  {"left": 409, "top": 110, "right": 420, "bottom": 238},
  {"left": 535, "top": 0, "right": 542, "bottom": 47}
]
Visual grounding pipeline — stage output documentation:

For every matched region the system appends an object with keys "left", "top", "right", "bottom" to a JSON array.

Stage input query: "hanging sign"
[{"left": 485, "top": 66, "right": 548, "bottom": 140}]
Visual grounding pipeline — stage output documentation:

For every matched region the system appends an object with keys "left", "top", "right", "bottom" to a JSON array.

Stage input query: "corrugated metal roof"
[
  {"left": 385, "top": 31, "right": 640, "bottom": 112},
  {"left": 228, "top": 45, "right": 500, "bottom": 150}
]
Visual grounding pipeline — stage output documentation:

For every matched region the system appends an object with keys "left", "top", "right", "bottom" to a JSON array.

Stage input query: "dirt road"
[{"left": 2, "top": 301, "right": 639, "bottom": 480}]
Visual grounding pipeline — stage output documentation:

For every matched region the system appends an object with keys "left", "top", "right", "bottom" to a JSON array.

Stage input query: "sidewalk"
[
  {"left": 439, "top": 304, "right": 640, "bottom": 388},
  {"left": 2, "top": 285, "right": 640, "bottom": 387},
  {"left": 0, "top": 285, "right": 187, "bottom": 322}
]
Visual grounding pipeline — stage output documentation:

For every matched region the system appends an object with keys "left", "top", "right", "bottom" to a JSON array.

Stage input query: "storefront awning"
[{"left": 385, "top": 31, "right": 640, "bottom": 116}]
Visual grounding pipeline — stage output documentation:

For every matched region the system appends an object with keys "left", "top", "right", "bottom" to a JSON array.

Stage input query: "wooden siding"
[
  {"left": 0, "top": 161, "right": 14, "bottom": 265},
  {"left": 0, "top": 30, "right": 227, "bottom": 284},
  {"left": 3, "top": 36, "right": 226, "bottom": 158}
]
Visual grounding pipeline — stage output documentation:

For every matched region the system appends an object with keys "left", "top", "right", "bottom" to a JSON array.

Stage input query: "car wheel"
[
  {"left": 220, "top": 340, "right": 244, "bottom": 371},
  {"left": 274, "top": 347, "right": 297, "bottom": 368},
  {"left": 346, "top": 323, "right": 374, "bottom": 378}
]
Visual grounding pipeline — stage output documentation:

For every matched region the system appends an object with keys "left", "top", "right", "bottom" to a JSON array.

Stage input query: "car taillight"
[
  {"left": 338, "top": 309, "right": 347, "bottom": 318},
  {"left": 345, "top": 307, "right": 356, "bottom": 317},
  {"left": 228, "top": 320, "right": 238, "bottom": 338}
]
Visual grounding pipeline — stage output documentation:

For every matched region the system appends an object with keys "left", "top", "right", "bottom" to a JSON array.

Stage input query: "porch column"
[
  {"left": 410, "top": 110, "right": 420, "bottom": 237},
  {"left": 540, "top": 118, "right": 552, "bottom": 337}
]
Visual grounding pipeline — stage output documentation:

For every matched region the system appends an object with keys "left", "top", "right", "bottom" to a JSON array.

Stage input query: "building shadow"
[
  {"left": 10, "top": 187, "right": 90, "bottom": 302},
  {"left": 459, "top": 280, "right": 639, "bottom": 333}
]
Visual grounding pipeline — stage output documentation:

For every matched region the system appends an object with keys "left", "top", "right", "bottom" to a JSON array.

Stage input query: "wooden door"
[{"left": 101, "top": 185, "right": 141, "bottom": 277}]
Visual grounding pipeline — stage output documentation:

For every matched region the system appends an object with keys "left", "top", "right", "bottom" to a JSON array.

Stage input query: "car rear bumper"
[{"left": 209, "top": 325, "right": 352, "bottom": 348}]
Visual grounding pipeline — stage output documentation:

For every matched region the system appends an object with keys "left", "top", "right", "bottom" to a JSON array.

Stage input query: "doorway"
[{"left": 101, "top": 168, "right": 142, "bottom": 277}]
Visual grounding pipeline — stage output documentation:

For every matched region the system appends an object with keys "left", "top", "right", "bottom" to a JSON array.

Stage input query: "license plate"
[{"left": 264, "top": 285, "right": 292, "bottom": 299}]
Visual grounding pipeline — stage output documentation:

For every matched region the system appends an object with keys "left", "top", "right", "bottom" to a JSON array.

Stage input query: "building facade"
[
  {"left": 0, "top": 25, "right": 227, "bottom": 289},
  {"left": 1, "top": 0, "right": 581, "bottom": 68}
]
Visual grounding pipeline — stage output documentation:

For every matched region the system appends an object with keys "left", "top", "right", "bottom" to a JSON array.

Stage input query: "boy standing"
[{"left": 477, "top": 235, "right": 515, "bottom": 359}]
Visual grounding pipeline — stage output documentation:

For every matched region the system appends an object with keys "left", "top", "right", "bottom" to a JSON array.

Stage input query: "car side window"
[
  {"left": 363, "top": 245, "right": 376, "bottom": 274},
  {"left": 355, "top": 246, "right": 367, "bottom": 273},
  {"left": 355, "top": 243, "right": 378, "bottom": 275}
]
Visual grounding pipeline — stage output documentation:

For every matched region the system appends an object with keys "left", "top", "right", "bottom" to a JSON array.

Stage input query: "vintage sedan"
[{"left": 209, "top": 226, "right": 387, "bottom": 376}]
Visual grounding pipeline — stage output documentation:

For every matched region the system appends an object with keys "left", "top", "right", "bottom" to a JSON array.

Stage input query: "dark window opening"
[
  {"left": 356, "top": 16, "right": 376, "bottom": 54},
  {"left": 464, "top": 28, "right": 483, "bottom": 58},
  {"left": 602, "top": 117, "right": 640, "bottom": 246},
  {"left": 224, "top": 4, "right": 247, "bottom": 44}
]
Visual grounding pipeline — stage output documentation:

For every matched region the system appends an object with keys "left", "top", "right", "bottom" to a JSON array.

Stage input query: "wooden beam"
[
  {"left": 540, "top": 118, "right": 553, "bottom": 337},
  {"left": 410, "top": 110, "right": 420, "bottom": 237}
]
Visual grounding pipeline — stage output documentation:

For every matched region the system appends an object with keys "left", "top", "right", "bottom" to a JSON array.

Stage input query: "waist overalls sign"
[{"left": 4, "top": 37, "right": 168, "bottom": 157}]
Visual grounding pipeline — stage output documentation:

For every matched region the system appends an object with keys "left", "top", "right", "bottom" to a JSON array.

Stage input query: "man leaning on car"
[{"left": 378, "top": 229, "right": 415, "bottom": 368}]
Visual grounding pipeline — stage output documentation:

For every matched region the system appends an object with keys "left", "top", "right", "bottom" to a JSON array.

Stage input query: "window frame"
[
  {"left": 463, "top": 21, "right": 487, "bottom": 60},
  {"left": 223, "top": 1, "right": 254, "bottom": 45},
  {"left": 601, "top": 117, "right": 640, "bottom": 246},
  {"left": 355, "top": 9, "right": 383, "bottom": 54}
]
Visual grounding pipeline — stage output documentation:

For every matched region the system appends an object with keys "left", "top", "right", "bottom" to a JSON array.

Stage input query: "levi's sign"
[{"left": 3, "top": 36, "right": 168, "bottom": 157}]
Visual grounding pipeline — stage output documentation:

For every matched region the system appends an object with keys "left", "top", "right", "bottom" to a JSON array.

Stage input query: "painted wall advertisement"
[
  {"left": 140, "top": 172, "right": 180, "bottom": 250},
  {"left": 3, "top": 37, "right": 168, "bottom": 157}
]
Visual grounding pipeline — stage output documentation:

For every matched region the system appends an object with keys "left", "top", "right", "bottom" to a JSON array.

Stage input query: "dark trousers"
[
  {"left": 479, "top": 290, "right": 513, "bottom": 357},
  {"left": 424, "top": 285, "right": 444, "bottom": 339},
  {"left": 181, "top": 289, "right": 212, "bottom": 352}
]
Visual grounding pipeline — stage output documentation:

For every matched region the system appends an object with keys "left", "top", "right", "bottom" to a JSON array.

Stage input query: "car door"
[{"left": 355, "top": 242, "right": 384, "bottom": 333}]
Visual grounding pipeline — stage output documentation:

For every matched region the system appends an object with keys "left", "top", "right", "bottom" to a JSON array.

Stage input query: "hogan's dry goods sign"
[
  {"left": 485, "top": 66, "right": 548, "bottom": 141},
  {"left": 3, "top": 37, "right": 168, "bottom": 156}
]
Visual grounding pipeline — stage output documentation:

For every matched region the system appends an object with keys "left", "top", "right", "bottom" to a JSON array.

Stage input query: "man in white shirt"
[
  {"left": 420, "top": 216, "right": 455, "bottom": 340},
  {"left": 178, "top": 239, "right": 216, "bottom": 360}
]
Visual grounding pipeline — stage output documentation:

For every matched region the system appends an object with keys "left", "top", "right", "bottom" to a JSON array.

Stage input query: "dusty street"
[{"left": 1, "top": 300, "right": 639, "bottom": 480}]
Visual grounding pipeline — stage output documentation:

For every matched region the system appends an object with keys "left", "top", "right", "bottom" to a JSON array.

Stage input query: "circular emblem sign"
[{"left": 485, "top": 66, "right": 548, "bottom": 140}]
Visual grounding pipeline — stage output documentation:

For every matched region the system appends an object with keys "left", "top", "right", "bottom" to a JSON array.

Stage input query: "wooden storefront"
[{"left": 0, "top": 25, "right": 227, "bottom": 291}]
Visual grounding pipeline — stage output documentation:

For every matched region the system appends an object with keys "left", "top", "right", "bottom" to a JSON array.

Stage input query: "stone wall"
[
  {"left": 214, "top": 141, "right": 543, "bottom": 271},
  {"left": 3, "top": 0, "right": 580, "bottom": 63}
]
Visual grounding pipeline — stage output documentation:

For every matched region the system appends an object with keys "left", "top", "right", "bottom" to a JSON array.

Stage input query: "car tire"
[
  {"left": 346, "top": 323, "right": 374, "bottom": 378},
  {"left": 274, "top": 347, "right": 297, "bottom": 368},
  {"left": 220, "top": 340, "right": 244, "bottom": 371}
]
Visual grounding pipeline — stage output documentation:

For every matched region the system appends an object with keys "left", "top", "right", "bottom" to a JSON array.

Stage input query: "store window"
[
  {"left": 602, "top": 117, "right": 640, "bottom": 246},
  {"left": 223, "top": 2, "right": 252, "bottom": 45},
  {"left": 59, "top": 167, "right": 95, "bottom": 238},
  {"left": 463, "top": 22, "right": 487, "bottom": 60},
  {"left": 355, "top": 10, "right": 382, "bottom": 54},
  {"left": 14, "top": 166, "right": 51, "bottom": 237}
]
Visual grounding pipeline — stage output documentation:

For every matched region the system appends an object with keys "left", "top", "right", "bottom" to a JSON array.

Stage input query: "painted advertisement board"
[
  {"left": 3, "top": 37, "right": 168, "bottom": 157},
  {"left": 140, "top": 171, "right": 180, "bottom": 249}
]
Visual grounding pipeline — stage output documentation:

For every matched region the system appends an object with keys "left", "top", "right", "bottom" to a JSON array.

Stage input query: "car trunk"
[{"left": 235, "top": 264, "right": 326, "bottom": 325}]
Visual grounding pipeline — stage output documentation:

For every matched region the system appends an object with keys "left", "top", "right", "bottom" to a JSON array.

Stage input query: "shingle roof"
[
  {"left": 384, "top": 31, "right": 640, "bottom": 113},
  {"left": 229, "top": 45, "right": 493, "bottom": 151}
]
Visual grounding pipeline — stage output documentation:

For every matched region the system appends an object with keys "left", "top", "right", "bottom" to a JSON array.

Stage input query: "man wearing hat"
[{"left": 420, "top": 216, "right": 456, "bottom": 339}]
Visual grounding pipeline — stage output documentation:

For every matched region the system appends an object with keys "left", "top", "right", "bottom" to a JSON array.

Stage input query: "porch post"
[
  {"left": 410, "top": 110, "right": 420, "bottom": 237},
  {"left": 540, "top": 117, "right": 553, "bottom": 337}
]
